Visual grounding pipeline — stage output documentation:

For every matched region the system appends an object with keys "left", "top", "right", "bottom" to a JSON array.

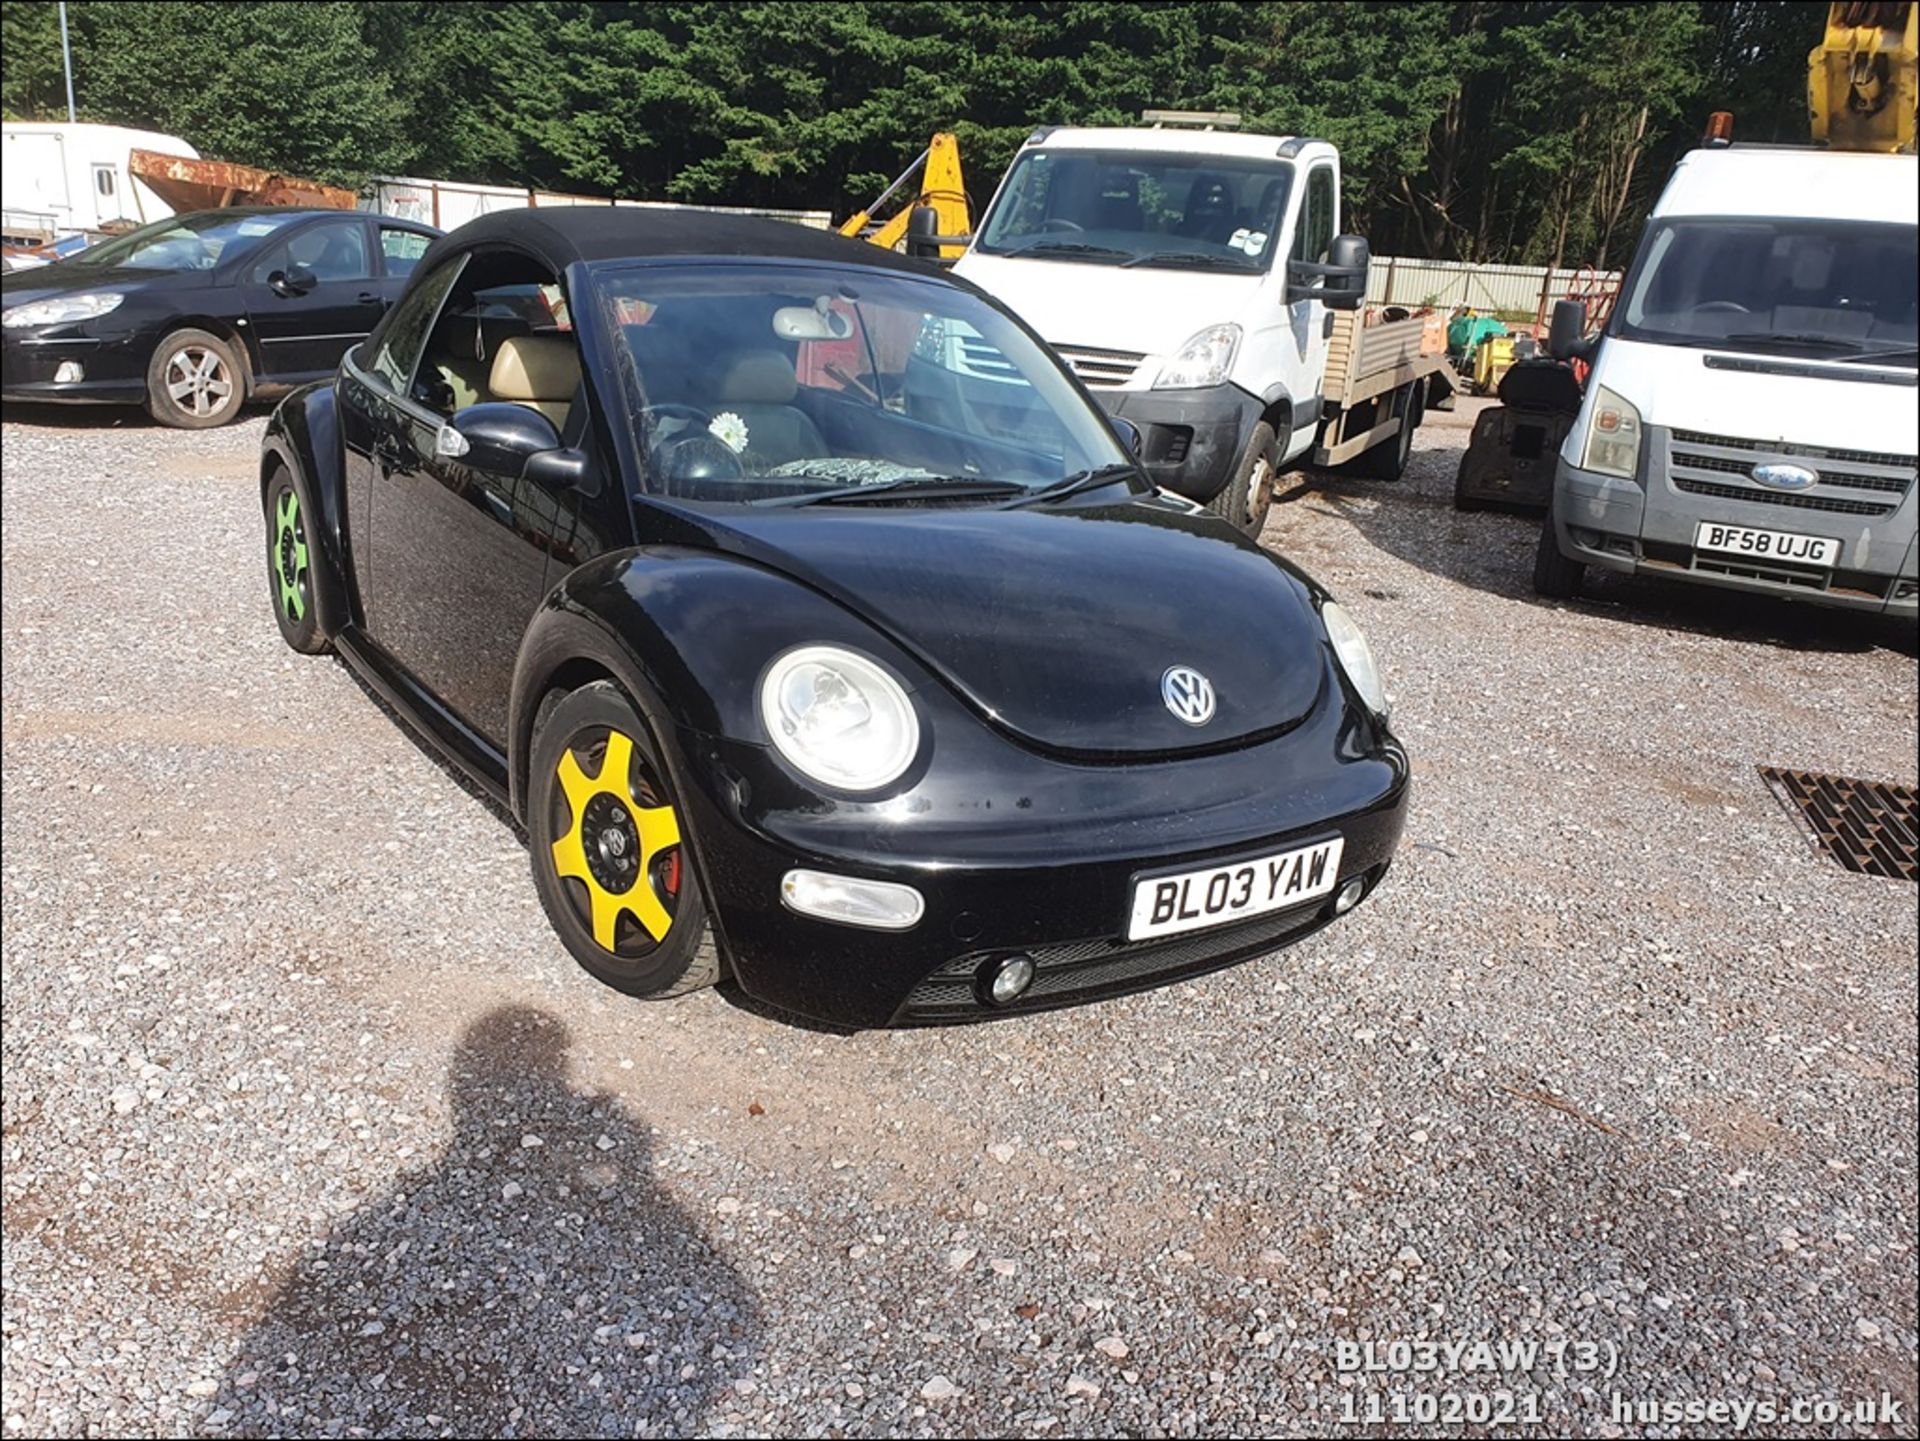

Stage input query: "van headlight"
[
  {"left": 1154, "top": 323, "right": 1241, "bottom": 389},
  {"left": 760, "top": 646, "right": 920, "bottom": 792},
  {"left": 1579, "top": 385, "right": 1642, "bottom": 480},
  {"left": 1322, "top": 601, "right": 1389, "bottom": 717},
  {"left": 2, "top": 291, "right": 125, "bottom": 328}
]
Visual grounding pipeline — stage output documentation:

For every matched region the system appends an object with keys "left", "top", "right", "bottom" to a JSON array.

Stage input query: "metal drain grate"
[{"left": 1759, "top": 768, "right": 1918, "bottom": 882}]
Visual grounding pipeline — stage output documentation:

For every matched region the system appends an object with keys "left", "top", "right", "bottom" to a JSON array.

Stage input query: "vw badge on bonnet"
[{"left": 1162, "top": 666, "right": 1216, "bottom": 726}]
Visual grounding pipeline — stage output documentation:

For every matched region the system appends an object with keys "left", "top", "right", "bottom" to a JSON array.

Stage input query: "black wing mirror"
[
  {"left": 269, "top": 263, "right": 318, "bottom": 298},
  {"left": 1108, "top": 414, "right": 1143, "bottom": 455},
  {"left": 1547, "top": 298, "right": 1594, "bottom": 362},
  {"left": 1285, "top": 234, "right": 1370, "bottom": 312},
  {"left": 437, "top": 402, "right": 592, "bottom": 491}
]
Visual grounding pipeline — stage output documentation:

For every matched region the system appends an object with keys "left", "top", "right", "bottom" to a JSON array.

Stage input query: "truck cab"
[
  {"left": 1536, "top": 144, "right": 1919, "bottom": 619},
  {"left": 953, "top": 121, "right": 1369, "bottom": 532}
]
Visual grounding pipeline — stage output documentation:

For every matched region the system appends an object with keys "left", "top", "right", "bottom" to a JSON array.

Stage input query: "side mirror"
[
  {"left": 1547, "top": 298, "right": 1591, "bottom": 362},
  {"left": 440, "top": 402, "right": 561, "bottom": 475},
  {"left": 1108, "top": 414, "right": 1143, "bottom": 456},
  {"left": 1286, "top": 234, "right": 1369, "bottom": 312},
  {"left": 269, "top": 263, "right": 317, "bottom": 298}
]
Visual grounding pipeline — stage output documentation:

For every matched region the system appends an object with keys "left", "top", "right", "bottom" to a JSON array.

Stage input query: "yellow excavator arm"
[
  {"left": 838, "top": 132, "right": 971, "bottom": 258},
  {"left": 1809, "top": 1, "right": 1918, "bottom": 152}
]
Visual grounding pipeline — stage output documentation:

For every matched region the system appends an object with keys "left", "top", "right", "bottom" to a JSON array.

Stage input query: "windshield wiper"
[
  {"left": 1834, "top": 345, "right": 1919, "bottom": 365},
  {"left": 1720, "top": 331, "right": 1868, "bottom": 353},
  {"left": 755, "top": 475, "right": 1030, "bottom": 507},
  {"left": 999, "top": 464, "right": 1140, "bottom": 508},
  {"left": 1120, "top": 250, "right": 1256, "bottom": 270},
  {"left": 1008, "top": 240, "right": 1134, "bottom": 263}
]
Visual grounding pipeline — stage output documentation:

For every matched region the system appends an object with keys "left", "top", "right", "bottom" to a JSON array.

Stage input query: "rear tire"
[
  {"left": 528, "top": 682, "right": 722, "bottom": 1000},
  {"left": 1532, "top": 505, "right": 1586, "bottom": 598},
  {"left": 1355, "top": 383, "right": 1418, "bottom": 481},
  {"left": 1452, "top": 453, "right": 1487, "bottom": 511},
  {"left": 146, "top": 327, "right": 244, "bottom": 428},
  {"left": 1207, "top": 420, "right": 1282, "bottom": 536},
  {"left": 264, "top": 468, "right": 328, "bottom": 654}
]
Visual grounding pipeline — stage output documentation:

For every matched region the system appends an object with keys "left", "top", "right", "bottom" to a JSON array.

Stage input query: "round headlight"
[
  {"left": 1321, "top": 601, "right": 1389, "bottom": 717},
  {"left": 759, "top": 645, "right": 920, "bottom": 792}
]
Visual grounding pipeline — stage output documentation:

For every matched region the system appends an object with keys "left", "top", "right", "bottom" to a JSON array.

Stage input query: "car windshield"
[
  {"left": 596, "top": 261, "right": 1133, "bottom": 503},
  {"left": 975, "top": 149, "right": 1291, "bottom": 271},
  {"left": 65, "top": 210, "right": 304, "bottom": 272},
  {"left": 1614, "top": 218, "right": 1918, "bottom": 365}
]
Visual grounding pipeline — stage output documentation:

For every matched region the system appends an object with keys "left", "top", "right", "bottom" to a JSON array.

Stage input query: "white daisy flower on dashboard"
[{"left": 708, "top": 411, "right": 749, "bottom": 453}]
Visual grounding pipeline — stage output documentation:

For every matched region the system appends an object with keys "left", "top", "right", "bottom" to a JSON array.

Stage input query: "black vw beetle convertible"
[{"left": 261, "top": 208, "right": 1407, "bottom": 1027}]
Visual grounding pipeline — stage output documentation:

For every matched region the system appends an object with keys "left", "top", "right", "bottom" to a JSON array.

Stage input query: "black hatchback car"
[
  {"left": 260, "top": 208, "right": 1407, "bottom": 1028},
  {"left": 1, "top": 207, "right": 439, "bottom": 427}
]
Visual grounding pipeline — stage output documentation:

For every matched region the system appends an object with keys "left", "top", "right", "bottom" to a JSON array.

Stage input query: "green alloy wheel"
[{"left": 266, "top": 470, "right": 327, "bottom": 654}]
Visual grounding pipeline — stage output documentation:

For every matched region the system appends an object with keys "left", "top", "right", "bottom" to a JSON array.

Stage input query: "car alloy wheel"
[
  {"left": 549, "top": 726, "right": 684, "bottom": 954},
  {"left": 273, "top": 488, "right": 310, "bottom": 624},
  {"left": 264, "top": 470, "right": 327, "bottom": 655},
  {"left": 529, "top": 683, "right": 720, "bottom": 999},
  {"left": 163, "top": 343, "right": 235, "bottom": 421}
]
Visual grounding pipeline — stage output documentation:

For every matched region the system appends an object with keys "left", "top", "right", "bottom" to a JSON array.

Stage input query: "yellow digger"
[
  {"left": 1809, "top": 0, "right": 1917, "bottom": 153},
  {"left": 838, "top": 132, "right": 972, "bottom": 259}
]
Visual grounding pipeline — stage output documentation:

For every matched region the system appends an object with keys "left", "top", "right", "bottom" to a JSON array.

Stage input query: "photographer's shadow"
[{"left": 212, "top": 1006, "right": 757, "bottom": 1435}]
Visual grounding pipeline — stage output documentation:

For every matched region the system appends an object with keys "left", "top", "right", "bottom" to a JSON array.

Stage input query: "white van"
[
  {"left": 953, "top": 122, "right": 1375, "bottom": 533},
  {"left": 1536, "top": 143, "right": 1918, "bottom": 620},
  {"left": 0, "top": 122, "right": 199, "bottom": 241}
]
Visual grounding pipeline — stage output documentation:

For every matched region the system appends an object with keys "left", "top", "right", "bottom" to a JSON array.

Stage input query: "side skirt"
[{"left": 333, "top": 629, "right": 512, "bottom": 810}]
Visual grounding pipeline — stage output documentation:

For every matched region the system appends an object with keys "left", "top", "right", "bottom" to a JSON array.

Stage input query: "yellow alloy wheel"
[{"left": 549, "top": 729, "right": 682, "bottom": 950}]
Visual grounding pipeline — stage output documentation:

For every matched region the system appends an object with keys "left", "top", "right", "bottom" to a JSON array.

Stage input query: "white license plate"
[
  {"left": 1127, "top": 837, "right": 1345, "bottom": 941},
  {"left": 1694, "top": 520, "right": 1841, "bottom": 569}
]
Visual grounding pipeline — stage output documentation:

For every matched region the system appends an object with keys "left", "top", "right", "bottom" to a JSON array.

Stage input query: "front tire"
[
  {"left": 1533, "top": 505, "right": 1586, "bottom": 598},
  {"left": 528, "top": 682, "right": 721, "bottom": 999},
  {"left": 146, "top": 327, "right": 244, "bottom": 428},
  {"left": 1207, "top": 420, "right": 1281, "bottom": 536}
]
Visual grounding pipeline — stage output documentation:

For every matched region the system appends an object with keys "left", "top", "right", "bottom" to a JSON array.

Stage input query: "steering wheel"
[
  {"left": 643, "top": 402, "right": 715, "bottom": 432},
  {"left": 1695, "top": 301, "right": 1751, "bottom": 315},
  {"left": 1038, "top": 218, "right": 1086, "bottom": 234}
]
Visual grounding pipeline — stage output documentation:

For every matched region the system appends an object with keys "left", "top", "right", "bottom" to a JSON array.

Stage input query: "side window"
[
  {"left": 93, "top": 165, "right": 116, "bottom": 199},
  {"left": 1293, "top": 167, "right": 1336, "bottom": 267},
  {"left": 380, "top": 226, "right": 430, "bottom": 279},
  {"left": 285, "top": 219, "right": 371, "bottom": 283},
  {"left": 369, "top": 258, "right": 464, "bottom": 395},
  {"left": 416, "top": 260, "right": 577, "bottom": 422}
]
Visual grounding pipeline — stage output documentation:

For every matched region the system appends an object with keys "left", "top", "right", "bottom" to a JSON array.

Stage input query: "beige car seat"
[{"left": 490, "top": 335, "right": 581, "bottom": 429}]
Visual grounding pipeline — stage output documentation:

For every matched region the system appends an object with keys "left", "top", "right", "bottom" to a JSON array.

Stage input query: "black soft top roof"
[{"left": 416, "top": 205, "right": 943, "bottom": 280}]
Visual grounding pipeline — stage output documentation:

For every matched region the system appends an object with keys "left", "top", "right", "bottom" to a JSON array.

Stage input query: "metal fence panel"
[{"left": 1366, "top": 256, "right": 1621, "bottom": 317}]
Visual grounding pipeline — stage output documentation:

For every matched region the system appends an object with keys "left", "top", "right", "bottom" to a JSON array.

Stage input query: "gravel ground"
[{"left": 2, "top": 398, "right": 1915, "bottom": 1439}]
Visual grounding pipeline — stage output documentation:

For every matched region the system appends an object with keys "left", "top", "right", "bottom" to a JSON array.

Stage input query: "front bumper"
[
  {"left": 0, "top": 329, "right": 148, "bottom": 405},
  {"left": 1551, "top": 458, "right": 1919, "bottom": 618},
  {"left": 669, "top": 693, "right": 1408, "bottom": 1029},
  {"left": 1096, "top": 382, "right": 1263, "bottom": 503}
]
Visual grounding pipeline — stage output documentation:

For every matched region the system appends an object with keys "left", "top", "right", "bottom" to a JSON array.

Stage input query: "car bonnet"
[{"left": 689, "top": 499, "right": 1333, "bottom": 759}]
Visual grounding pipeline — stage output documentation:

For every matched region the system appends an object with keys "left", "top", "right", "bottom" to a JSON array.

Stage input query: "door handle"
[{"left": 357, "top": 291, "right": 388, "bottom": 308}]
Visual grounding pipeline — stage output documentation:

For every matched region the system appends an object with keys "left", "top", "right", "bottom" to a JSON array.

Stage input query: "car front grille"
[
  {"left": 1670, "top": 477, "right": 1898, "bottom": 517},
  {"left": 1664, "top": 428, "right": 1915, "bottom": 517},
  {"left": 954, "top": 335, "right": 1021, "bottom": 381},
  {"left": 1054, "top": 344, "right": 1147, "bottom": 389},
  {"left": 895, "top": 892, "right": 1352, "bottom": 1024}
]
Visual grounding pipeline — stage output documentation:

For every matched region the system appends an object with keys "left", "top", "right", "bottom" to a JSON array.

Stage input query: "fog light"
[
  {"left": 1331, "top": 876, "right": 1365, "bottom": 916},
  {"left": 781, "top": 869, "right": 923, "bottom": 930},
  {"left": 979, "top": 953, "right": 1035, "bottom": 1007},
  {"left": 54, "top": 360, "right": 84, "bottom": 384}
]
